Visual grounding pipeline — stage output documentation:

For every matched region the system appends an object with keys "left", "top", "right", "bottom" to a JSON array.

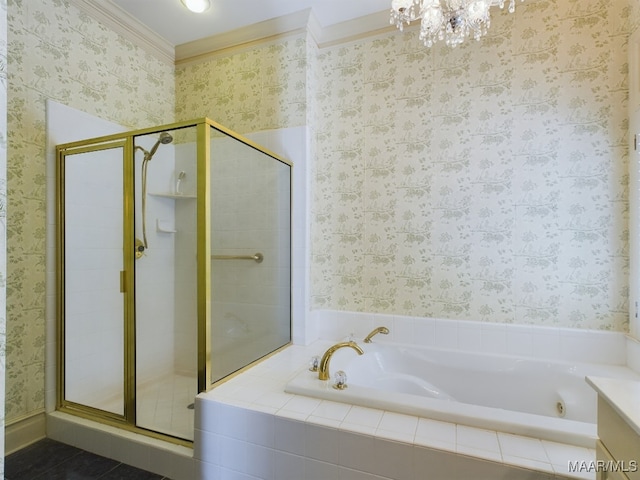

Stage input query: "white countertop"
[{"left": 586, "top": 376, "right": 640, "bottom": 437}]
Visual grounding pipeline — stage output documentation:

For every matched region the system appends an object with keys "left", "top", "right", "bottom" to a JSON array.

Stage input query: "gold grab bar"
[{"left": 211, "top": 252, "right": 263, "bottom": 263}]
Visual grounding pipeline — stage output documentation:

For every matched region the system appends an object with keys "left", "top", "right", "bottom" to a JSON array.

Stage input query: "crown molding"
[
  {"left": 175, "top": 8, "right": 392, "bottom": 65},
  {"left": 67, "top": 0, "right": 175, "bottom": 66},
  {"left": 66, "top": 1, "right": 393, "bottom": 67},
  {"left": 309, "top": 10, "right": 394, "bottom": 49},
  {"left": 175, "top": 8, "right": 313, "bottom": 65}
]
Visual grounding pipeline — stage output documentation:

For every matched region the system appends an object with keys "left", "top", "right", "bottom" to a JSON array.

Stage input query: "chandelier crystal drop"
[{"left": 391, "top": 0, "right": 522, "bottom": 48}]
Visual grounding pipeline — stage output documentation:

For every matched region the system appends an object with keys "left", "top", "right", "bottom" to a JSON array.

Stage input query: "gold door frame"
[{"left": 55, "top": 118, "right": 293, "bottom": 446}]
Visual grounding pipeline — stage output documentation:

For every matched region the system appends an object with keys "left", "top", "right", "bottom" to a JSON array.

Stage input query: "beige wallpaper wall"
[
  {"left": 6, "top": 0, "right": 174, "bottom": 422},
  {"left": 311, "top": 0, "right": 630, "bottom": 331},
  {"left": 175, "top": 35, "right": 308, "bottom": 133},
  {"left": 5, "top": 0, "right": 635, "bottom": 430},
  {"left": 175, "top": 1, "right": 631, "bottom": 332},
  {"left": 1, "top": 0, "right": 7, "bottom": 472}
]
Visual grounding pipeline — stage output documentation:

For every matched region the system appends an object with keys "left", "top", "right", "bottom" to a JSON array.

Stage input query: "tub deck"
[{"left": 196, "top": 341, "right": 597, "bottom": 480}]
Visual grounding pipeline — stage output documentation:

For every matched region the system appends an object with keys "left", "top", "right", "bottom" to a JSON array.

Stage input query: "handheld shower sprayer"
[
  {"left": 135, "top": 131, "right": 173, "bottom": 161},
  {"left": 135, "top": 131, "right": 174, "bottom": 259}
]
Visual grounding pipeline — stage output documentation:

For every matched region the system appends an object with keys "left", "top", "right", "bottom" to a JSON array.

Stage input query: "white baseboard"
[{"left": 5, "top": 411, "right": 46, "bottom": 455}]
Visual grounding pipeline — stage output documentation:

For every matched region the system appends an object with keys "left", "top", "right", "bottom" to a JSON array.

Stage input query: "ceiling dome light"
[{"left": 181, "top": 0, "right": 210, "bottom": 13}]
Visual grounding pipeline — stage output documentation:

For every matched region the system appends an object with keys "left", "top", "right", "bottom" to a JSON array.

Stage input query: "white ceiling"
[{"left": 109, "top": 0, "right": 392, "bottom": 46}]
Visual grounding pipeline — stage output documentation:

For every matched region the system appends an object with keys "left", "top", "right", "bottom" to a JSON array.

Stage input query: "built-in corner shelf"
[{"left": 149, "top": 192, "right": 197, "bottom": 199}]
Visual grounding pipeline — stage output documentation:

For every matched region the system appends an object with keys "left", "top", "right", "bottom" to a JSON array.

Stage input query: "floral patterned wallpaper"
[
  {"left": 175, "top": 36, "right": 308, "bottom": 133},
  {"left": 173, "top": 0, "right": 632, "bottom": 332},
  {"left": 4, "top": 0, "right": 635, "bottom": 431},
  {"left": 1, "top": 0, "right": 7, "bottom": 472},
  {"left": 6, "top": 0, "right": 174, "bottom": 422},
  {"left": 310, "top": 0, "right": 631, "bottom": 331}
]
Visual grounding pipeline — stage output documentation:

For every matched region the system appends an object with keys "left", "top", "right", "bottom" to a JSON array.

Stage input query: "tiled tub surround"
[
  {"left": 194, "top": 314, "right": 633, "bottom": 480},
  {"left": 285, "top": 342, "right": 639, "bottom": 448}
]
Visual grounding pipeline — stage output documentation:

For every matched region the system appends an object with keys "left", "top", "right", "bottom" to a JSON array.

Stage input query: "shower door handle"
[{"left": 211, "top": 253, "right": 263, "bottom": 263}]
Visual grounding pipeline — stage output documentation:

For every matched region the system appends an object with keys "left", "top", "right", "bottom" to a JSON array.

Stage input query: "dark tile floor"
[{"left": 5, "top": 438, "right": 171, "bottom": 479}]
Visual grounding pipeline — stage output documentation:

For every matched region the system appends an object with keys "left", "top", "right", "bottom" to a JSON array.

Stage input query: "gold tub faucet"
[
  {"left": 318, "top": 341, "right": 364, "bottom": 380},
  {"left": 363, "top": 326, "right": 389, "bottom": 343}
]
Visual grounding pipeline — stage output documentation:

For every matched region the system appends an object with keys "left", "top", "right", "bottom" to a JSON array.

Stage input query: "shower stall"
[{"left": 55, "top": 118, "right": 292, "bottom": 443}]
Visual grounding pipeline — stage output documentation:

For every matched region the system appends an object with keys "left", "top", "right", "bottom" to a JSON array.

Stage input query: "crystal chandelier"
[{"left": 390, "top": 0, "right": 522, "bottom": 48}]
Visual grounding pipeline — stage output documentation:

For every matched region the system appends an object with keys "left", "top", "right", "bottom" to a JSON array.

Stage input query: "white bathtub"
[{"left": 285, "top": 341, "right": 640, "bottom": 447}]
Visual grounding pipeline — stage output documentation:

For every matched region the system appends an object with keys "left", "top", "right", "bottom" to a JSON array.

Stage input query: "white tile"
[
  {"left": 497, "top": 432, "right": 548, "bottom": 462},
  {"left": 415, "top": 418, "right": 456, "bottom": 449},
  {"left": 305, "top": 458, "right": 340, "bottom": 480},
  {"left": 375, "top": 429, "right": 415, "bottom": 444},
  {"left": 373, "top": 437, "right": 414, "bottom": 480},
  {"left": 274, "top": 417, "right": 306, "bottom": 456},
  {"left": 533, "top": 329, "right": 561, "bottom": 359},
  {"left": 391, "top": 316, "right": 414, "bottom": 344},
  {"left": 275, "top": 409, "right": 308, "bottom": 421},
  {"left": 377, "top": 412, "right": 418, "bottom": 436},
  {"left": 218, "top": 437, "right": 247, "bottom": 471},
  {"left": 216, "top": 404, "right": 248, "bottom": 441},
  {"left": 274, "top": 451, "right": 305, "bottom": 480},
  {"left": 434, "top": 320, "right": 458, "bottom": 349},
  {"left": 339, "top": 422, "right": 377, "bottom": 436},
  {"left": 541, "top": 440, "right": 593, "bottom": 471},
  {"left": 456, "top": 425, "right": 500, "bottom": 452},
  {"left": 311, "top": 400, "right": 352, "bottom": 422},
  {"left": 281, "top": 395, "right": 322, "bottom": 416},
  {"left": 506, "top": 325, "right": 534, "bottom": 357},
  {"left": 338, "top": 466, "right": 388, "bottom": 480},
  {"left": 305, "top": 423, "right": 339, "bottom": 463},
  {"left": 337, "top": 430, "right": 376, "bottom": 473},
  {"left": 196, "top": 460, "right": 220, "bottom": 480},
  {"left": 502, "top": 455, "right": 554, "bottom": 475},
  {"left": 456, "top": 444, "right": 503, "bottom": 463},
  {"left": 414, "top": 317, "right": 436, "bottom": 346},
  {"left": 306, "top": 416, "right": 342, "bottom": 429},
  {"left": 342, "top": 406, "right": 383, "bottom": 429},
  {"left": 481, "top": 323, "right": 508, "bottom": 354},
  {"left": 253, "top": 391, "right": 294, "bottom": 410},
  {"left": 416, "top": 419, "right": 456, "bottom": 441},
  {"left": 458, "top": 322, "right": 482, "bottom": 352},
  {"left": 244, "top": 410, "right": 274, "bottom": 447},
  {"left": 245, "top": 443, "right": 275, "bottom": 480}
]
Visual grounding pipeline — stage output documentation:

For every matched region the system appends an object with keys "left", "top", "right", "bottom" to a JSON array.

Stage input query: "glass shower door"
[
  {"left": 60, "top": 141, "right": 127, "bottom": 418},
  {"left": 209, "top": 127, "right": 291, "bottom": 383},
  {"left": 133, "top": 128, "right": 198, "bottom": 441}
]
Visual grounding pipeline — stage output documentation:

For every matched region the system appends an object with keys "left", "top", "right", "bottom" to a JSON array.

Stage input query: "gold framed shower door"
[{"left": 55, "top": 118, "right": 293, "bottom": 446}]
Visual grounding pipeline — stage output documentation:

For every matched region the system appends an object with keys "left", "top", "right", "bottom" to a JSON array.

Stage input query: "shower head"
[
  {"left": 159, "top": 131, "right": 174, "bottom": 144},
  {"left": 145, "top": 131, "right": 173, "bottom": 160}
]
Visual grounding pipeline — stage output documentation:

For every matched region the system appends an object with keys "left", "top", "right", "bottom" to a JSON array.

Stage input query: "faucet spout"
[
  {"left": 364, "top": 326, "right": 389, "bottom": 343},
  {"left": 318, "top": 341, "right": 364, "bottom": 380}
]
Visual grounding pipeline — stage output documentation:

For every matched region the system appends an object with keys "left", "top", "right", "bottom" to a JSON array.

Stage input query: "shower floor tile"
[
  {"left": 137, "top": 373, "right": 196, "bottom": 441},
  {"left": 5, "top": 438, "right": 169, "bottom": 479}
]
